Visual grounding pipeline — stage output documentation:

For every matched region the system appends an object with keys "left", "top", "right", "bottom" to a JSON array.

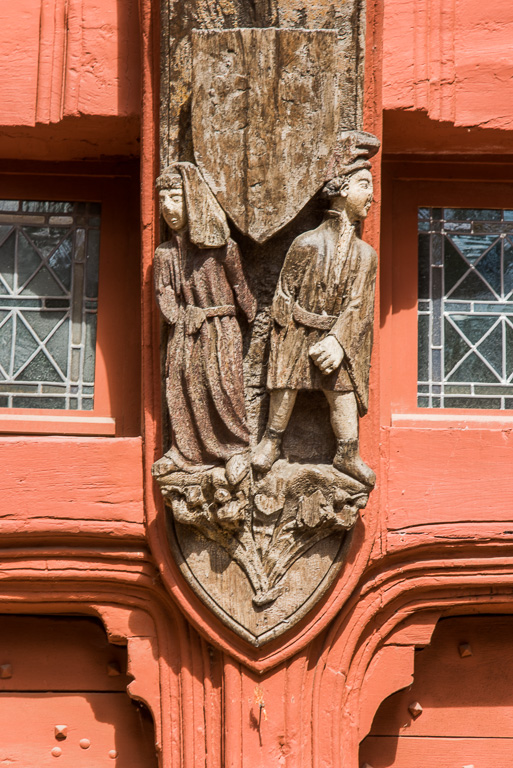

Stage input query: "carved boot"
[
  {"left": 251, "top": 428, "right": 283, "bottom": 473},
  {"left": 333, "top": 439, "right": 376, "bottom": 488}
]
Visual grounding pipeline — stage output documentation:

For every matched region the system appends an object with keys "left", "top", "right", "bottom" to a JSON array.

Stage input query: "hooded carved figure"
[{"left": 154, "top": 162, "right": 256, "bottom": 469}]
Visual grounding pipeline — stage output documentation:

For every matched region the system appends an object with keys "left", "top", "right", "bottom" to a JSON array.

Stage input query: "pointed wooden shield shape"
[{"left": 191, "top": 29, "right": 339, "bottom": 243}]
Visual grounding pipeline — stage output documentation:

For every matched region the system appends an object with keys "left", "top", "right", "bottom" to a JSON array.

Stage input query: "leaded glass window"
[
  {"left": 0, "top": 200, "right": 101, "bottom": 410},
  {"left": 418, "top": 207, "right": 513, "bottom": 409}
]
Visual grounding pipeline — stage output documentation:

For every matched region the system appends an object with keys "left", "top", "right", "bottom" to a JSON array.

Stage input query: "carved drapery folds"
[{"left": 154, "top": 21, "right": 379, "bottom": 646}]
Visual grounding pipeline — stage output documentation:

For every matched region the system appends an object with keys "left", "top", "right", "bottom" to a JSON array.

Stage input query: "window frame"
[
  {"left": 382, "top": 161, "right": 513, "bottom": 429},
  {"left": 0, "top": 167, "right": 140, "bottom": 437}
]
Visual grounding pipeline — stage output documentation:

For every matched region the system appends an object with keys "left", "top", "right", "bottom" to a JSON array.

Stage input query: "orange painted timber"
[
  {"left": 0, "top": 0, "right": 140, "bottom": 160},
  {"left": 4, "top": 0, "right": 513, "bottom": 767},
  {"left": 0, "top": 0, "right": 41, "bottom": 125},
  {"left": 361, "top": 616, "right": 513, "bottom": 767},
  {"left": 0, "top": 616, "right": 130, "bottom": 691},
  {"left": 385, "top": 426, "right": 513, "bottom": 531},
  {"left": 0, "top": 616, "right": 157, "bottom": 768},
  {"left": 0, "top": 118, "right": 140, "bottom": 162},
  {"left": 0, "top": 166, "right": 141, "bottom": 437},
  {"left": 0, "top": 0, "right": 140, "bottom": 127},
  {"left": 0, "top": 437, "right": 144, "bottom": 541},
  {"left": 383, "top": 0, "right": 513, "bottom": 131}
]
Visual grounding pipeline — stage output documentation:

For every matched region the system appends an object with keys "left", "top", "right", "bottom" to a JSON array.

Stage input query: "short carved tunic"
[
  {"left": 267, "top": 212, "right": 377, "bottom": 415},
  {"left": 154, "top": 233, "right": 256, "bottom": 466}
]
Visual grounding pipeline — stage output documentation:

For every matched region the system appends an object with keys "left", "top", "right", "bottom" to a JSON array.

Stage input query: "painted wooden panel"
[
  {"left": 383, "top": 0, "right": 513, "bottom": 130},
  {"left": 0, "top": 617, "right": 130, "bottom": 692},
  {"left": 360, "top": 735, "right": 513, "bottom": 768},
  {"left": 361, "top": 617, "right": 513, "bottom": 767},
  {"left": 0, "top": 693, "right": 157, "bottom": 767},
  {"left": 64, "top": 0, "right": 140, "bottom": 120},
  {"left": 0, "top": 616, "right": 157, "bottom": 767},
  {"left": 386, "top": 427, "right": 513, "bottom": 530},
  {"left": 370, "top": 616, "right": 513, "bottom": 738},
  {"left": 0, "top": 437, "right": 144, "bottom": 540},
  {"left": 0, "top": 0, "right": 140, "bottom": 127},
  {"left": 0, "top": 0, "right": 41, "bottom": 125}
]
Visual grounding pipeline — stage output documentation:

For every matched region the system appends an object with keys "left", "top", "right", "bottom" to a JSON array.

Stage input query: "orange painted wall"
[{"left": 0, "top": 0, "right": 143, "bottom": 556}]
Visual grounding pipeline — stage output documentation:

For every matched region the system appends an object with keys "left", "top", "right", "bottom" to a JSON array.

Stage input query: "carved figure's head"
[
  {"left": 156, "top": 162, "right": 230, "bottom": 248},
  {"left": 321, "top": 130, "right": 380, "bottom": 221},
  {"left": 157, "top": 172, "right": 187, "bottom": 232},
  {"left": 336, "top": 168, "right": 374, "bottom": 222}
]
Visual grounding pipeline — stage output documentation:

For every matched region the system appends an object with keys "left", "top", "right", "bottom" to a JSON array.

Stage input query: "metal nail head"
[
  {"left": 54, "top": 725, "right": 68, "bottom": 741},
  {"left": 107, "top": 661, "right": 121, "bottom": 676}
]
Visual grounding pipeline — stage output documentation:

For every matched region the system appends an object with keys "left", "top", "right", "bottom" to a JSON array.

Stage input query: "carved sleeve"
[
  {"left": 271, "top": 240, "right": 305, "bottom": 327},
  {"left": 223, "top": 239, "right": 257, "bottom": 322},
  {"left": 154, "top": 244, "right": 179, "bottom": 326},
  {"left": 328, "top": 244, "right": 377, "bottom": 415}
]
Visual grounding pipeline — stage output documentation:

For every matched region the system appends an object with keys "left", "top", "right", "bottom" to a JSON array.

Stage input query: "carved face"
[
  {"left": 342, "top": 168, "right": 374, "bottom": 222},
  {"left": 159, "top": 178, "right": 187, "bottom": 232}
]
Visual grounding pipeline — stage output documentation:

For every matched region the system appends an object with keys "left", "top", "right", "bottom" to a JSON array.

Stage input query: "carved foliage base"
[{"left": 153, "top": 456, "right": 369, "bottom": 645}]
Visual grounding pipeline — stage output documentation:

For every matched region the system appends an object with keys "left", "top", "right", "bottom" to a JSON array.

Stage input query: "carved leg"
[
  {"left": 324, "top": 390, "right": 376, "bottom": 487},
  {"left": 251, "top": 389, "right": 297, "bottom": 473}
]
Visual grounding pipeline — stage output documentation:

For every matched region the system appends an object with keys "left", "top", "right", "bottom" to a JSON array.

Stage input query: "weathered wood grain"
[
  {"left": 160, "top": 0, "right": 366, "bottom": 168},
  {"left": 192, "top": 29, "right": 339, "bottom": 241}
]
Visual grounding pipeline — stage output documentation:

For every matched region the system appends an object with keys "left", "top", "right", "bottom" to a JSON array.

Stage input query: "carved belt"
[
  {"left": 292, "top": 302, "right": 336, "bottom": 331},
  {"left": 185, "top": 304, "right": 236, "bottom": 334}
]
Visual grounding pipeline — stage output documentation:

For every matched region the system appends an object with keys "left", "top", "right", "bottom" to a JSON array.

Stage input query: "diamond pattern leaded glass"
[
  {"left": 418, "top": 207, "right": 513, "bottom": 409},
  {"left": 0, "top": 200, "right": 101, "bottom": 410}
]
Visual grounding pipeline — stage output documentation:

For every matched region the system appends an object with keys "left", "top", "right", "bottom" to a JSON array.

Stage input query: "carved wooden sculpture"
[
  {"left": 153, "top": 162, "right": 256, "bottom": 479},
  {"left": 153, "top": 31, "right": 381, "bottom": 645},
  {"left": 252, "top": 131, "right": 380, "bottom": 487}
]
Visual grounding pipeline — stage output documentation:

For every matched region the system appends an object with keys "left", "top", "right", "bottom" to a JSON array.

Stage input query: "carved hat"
[
  {"left": 156, "top": 162, "right": 230, "bottom": 249},
  {"left": 325, "top": 130, "right": 381, "bottom": 180}
]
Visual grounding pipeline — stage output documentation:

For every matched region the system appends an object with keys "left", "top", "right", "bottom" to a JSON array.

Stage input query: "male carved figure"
[
  {"left": 252, "top": 132, "right": 380, "bottom": 486},
  {"left": 154, "top": 162, "right": 256, "bottom": 478}
]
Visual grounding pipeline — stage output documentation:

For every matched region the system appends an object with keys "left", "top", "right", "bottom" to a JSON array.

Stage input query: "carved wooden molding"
[
  {"left": 0, "top": 551, "right": 225, "bottom": 768},
  {"left": 0, "top": 0, "right": 139, "bottom": 128},
  {"left": 315, "top": 554, "right": 513, "bottom": 768},
  {"left": 383, "top": 0, "right": 460, "bottom": 124},
  {"left": 36, "top": 0, "right": 70, "bottom": 123}
]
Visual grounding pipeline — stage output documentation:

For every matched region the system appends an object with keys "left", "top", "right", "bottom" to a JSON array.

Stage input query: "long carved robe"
[
  {"left": 267, "top": 212, "right": 377, "bottom": 415},
  {"left": 154, "top": 233, "right": 256, "bottom": 466}
]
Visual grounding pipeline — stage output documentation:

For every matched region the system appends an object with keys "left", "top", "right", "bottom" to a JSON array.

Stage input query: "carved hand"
[
  {"left": 309, "top": 335, "right": 344, "bottom": 375},
  {"left": 185, "top": 305, "right": 207, "bottom": 334}
]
